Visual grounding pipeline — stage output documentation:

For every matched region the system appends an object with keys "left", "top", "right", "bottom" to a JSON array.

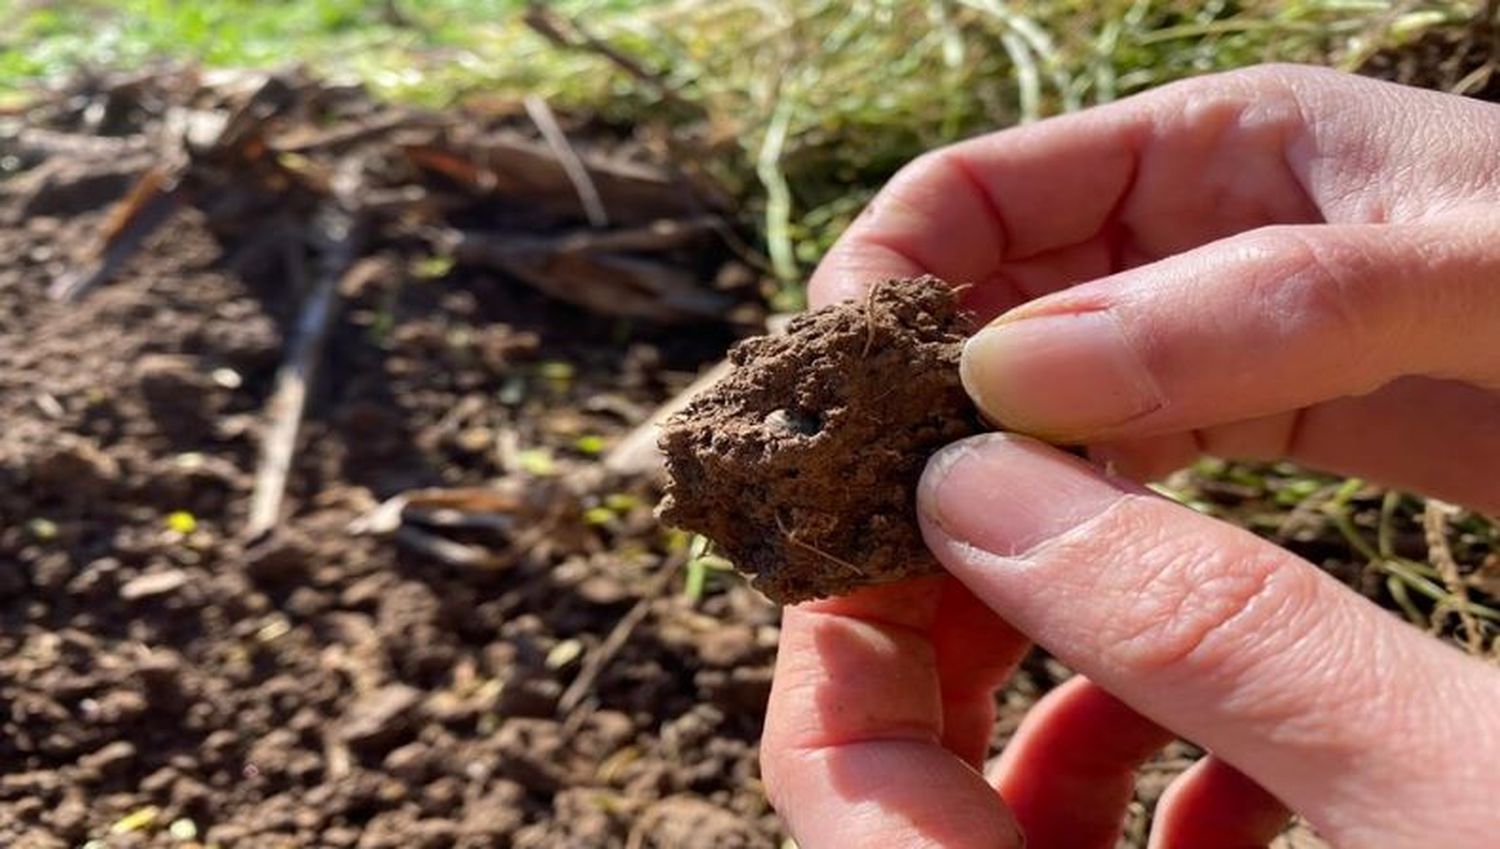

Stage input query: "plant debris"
[{"left": 659, "top": 277, "right": 984, "bottom": 603}]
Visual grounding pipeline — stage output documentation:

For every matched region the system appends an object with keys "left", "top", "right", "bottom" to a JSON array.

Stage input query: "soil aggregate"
[{"left": 658, "top": 277, "right": 985, "bottom": 604}]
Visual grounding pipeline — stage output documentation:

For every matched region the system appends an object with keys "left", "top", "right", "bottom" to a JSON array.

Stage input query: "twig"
[
  {"left": 245, "top": 204, "right": 363, "bottom": 541},
  {"left": 1424, "top": 499, "right": 1485, "bottom": 652},
  {"left": 523, "top": 95, "right": 608, "bottom": 228},
  {"left": 271, "top": 111, "right": 432, "bottom": 154},
  {"left": 557, "top": 554, "right": 686, "bottom": 717},
  {"left": 1, "top": 126, "right": 150, "bottom": 161},
  {"left": 49, "top": 169, "right": 182, "bottom": 302},
  {"left": 523, "top": 3, "right": 693, "bottom": 112}
]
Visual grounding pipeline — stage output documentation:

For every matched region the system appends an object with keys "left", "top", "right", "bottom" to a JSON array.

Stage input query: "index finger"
[
  {"left": 812, "top": 65, "right": 1374, "bottom": 313},
  {"left": 809, "top": 98, "right": 1138, "bottom": 311}
]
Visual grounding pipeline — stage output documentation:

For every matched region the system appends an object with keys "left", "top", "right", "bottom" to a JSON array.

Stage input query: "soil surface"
[
  {"left": 0, "top": 203, "right": 787, "bottom": 847},
  {"left": 659, "top": 277, "right": 983, "bottom": 603}
]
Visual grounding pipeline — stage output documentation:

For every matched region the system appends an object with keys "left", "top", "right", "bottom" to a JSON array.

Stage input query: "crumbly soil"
[
  {"left": 0, "top": 206, "right": 788, "bottom": 849},
  {"left": 658, "top": 277, "right": 983, "bottom": 604}
]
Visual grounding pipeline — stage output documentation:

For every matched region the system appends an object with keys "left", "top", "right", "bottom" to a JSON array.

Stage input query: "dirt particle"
[
  {"left": 493, "top": 718, "right": 570, "bottom": 793},
  {"left": 242, "top": 532, "right": 314, "bottom": 584},
  {"left": 76, "top": 740, "right": 137, "bottom": 780},
  {"left": 496, "top": 672, "right": 563, "bottom": 718},
  {"left": 635, "top": 795, "right": 774, "bottom": 849},
  {"left": 381, "top": 741, "right": 431, "bottom": 784},
  {"left": 457, "top": 781, "right": 526, "bottom": 845},
  {"left": 118, "top": 569, "right": 190, "bottom": 601},
  {"left": 340, "top": 684, "right": 422, "bottom": 753},
  {"left": 28, "top": 434, "right": 119, "bottom": 501},
  {"left": 659, "top": 276, "right": 982, "bottom": 603},
  {"left": 694, "top": 624, "right": 758, "bottom": 668},
  {"left": 135, "top": 353, "right": 220, "bottom": 440}
]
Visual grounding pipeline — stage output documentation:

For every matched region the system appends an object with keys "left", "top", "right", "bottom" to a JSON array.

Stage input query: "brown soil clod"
[{"left": 659, "top": 276, "right": 984, "bottom": 604}]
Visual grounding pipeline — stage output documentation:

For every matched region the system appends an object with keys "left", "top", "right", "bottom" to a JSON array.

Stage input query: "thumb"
[
  {"left": 960, "top": 215, "right": 1500, "bottom": 441},
  {"left": 918, "top": 433, "right": 1500, "bottom": 849}
]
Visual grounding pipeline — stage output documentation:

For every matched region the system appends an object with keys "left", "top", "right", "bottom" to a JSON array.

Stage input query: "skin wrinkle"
[
  {"left": 1227, "top": 93, "right": 1313, "bottom": 228},
  {"left": 1099, "top": 552, "right": 1283, "bottom": 677},
  {"left": 884, "top": 151, "right": 1005, "bottom": 273},
  {"left": 1207, "top": 582, "right": 1378, "bottom": 750},
  {"left": 967, "top": 114, "right": 1143, "bottom": 261},
  {"left": 1004, "top": 500, "right": 1305, "bottom": 686},
  {"left": 944, "top": 151, "right": 1015, "bottom": 263},
  {"left": 1101, "top": 146, "right": 1145, "bottom": 273},
  {"left": 1276, "top": 69, "right": 1384, "bottom": 224},
  {"left": 1238, "top": 227, "right": 1394, "bottom": 391},
  {"left": 1048, "top": 506, "right": 1371, "bottom": 756},
  {"left": 1282, "top": 67, "right": 1500, "bottom": 223},
  {"left": 1284, "top": 67, "right": 1465, "bottom": 225},
  {"left": 1126, "top": 85, "right": 1311, "bottom": 253},
  {"left": 1316, "top": 653, "right": 1500, "bottom": 846},
  {"left": 851, "top": 233, "right": 930, "bottom": 279}
]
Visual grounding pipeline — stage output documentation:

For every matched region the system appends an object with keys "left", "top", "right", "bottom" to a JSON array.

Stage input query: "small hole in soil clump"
[{"left": 763, "top": 407, "right": 822, "bottom": 437}]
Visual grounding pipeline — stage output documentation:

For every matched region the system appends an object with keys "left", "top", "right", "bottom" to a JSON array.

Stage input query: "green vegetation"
[{"left": 2, "top": 1, "right": 1478, "bottom": 300}]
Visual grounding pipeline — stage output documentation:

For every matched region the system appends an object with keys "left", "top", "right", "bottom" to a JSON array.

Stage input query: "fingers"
[
  {"left": 761, "top": 578, "right": 1029, "bottom": 848},
  {"left": 917, "top": 434, "right": 1500, "bottom": 848},
  {"left": 992, "top": 679, "right": 1290, "bottom": 849},
  {"left": 812, "top": 65, "right": 1500, "bottom": 314},
  {"left": 990, "top": 677, "right": 1173, "bottom": 849},
  {"left": 929, "top": 577, "right": 1029, "bottom": 767},
  {"left": 1089, "top": 376, "right": 1500, "bottom": 514},
  {"left": 960, "top": 216, "right": 1500, "bottom": 441},
  {"left": 1149, "top": 756, "right": 1289, "bottom": 849},
  {"left": 808, "top": 64, "right": 1310, "bottom": 310},
  {"left": 808, "top": 109, "right": 1134, "bottom": 310}
]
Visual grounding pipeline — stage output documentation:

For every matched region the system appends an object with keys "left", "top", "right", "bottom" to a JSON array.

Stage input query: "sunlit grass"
[{"left": 3, "top": 1, "right": 1478, "bottom": 293}]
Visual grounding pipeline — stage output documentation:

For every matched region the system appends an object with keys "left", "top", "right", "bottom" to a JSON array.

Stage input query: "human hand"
[{"left": 761, "top": 65, "right": 1500, "bottom": 848}]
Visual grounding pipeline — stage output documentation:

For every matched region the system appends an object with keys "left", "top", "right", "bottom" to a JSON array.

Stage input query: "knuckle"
[
  {"left": 1151, "top": 63, "right": 1301, "bottom": 107},
  {"left": 887, "top": 148, "right": 950, "bottom": 199},
  {"left": 1208, "top": 62, "right": 1339, "bottom": 98},
  {"left": 1233, "top": 228, "right": 1391, "bottom": 365},
  {"left": 1236, "top": 62, "right": 1336, "bottom": 88},
  {"left": 1092, "top": 514, "right": 1308, "bottom": 676},
  {"left": 855, "top": 149, "right": 958, "bottom": 239}
]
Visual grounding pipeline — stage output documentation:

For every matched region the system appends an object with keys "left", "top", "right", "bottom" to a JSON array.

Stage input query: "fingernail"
[
  {"left": 961, "top": 311, "right": 1164, "bottom": 436},
  {"left": 919, "top": 433, "right": 1127, "bottom": 556}
]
